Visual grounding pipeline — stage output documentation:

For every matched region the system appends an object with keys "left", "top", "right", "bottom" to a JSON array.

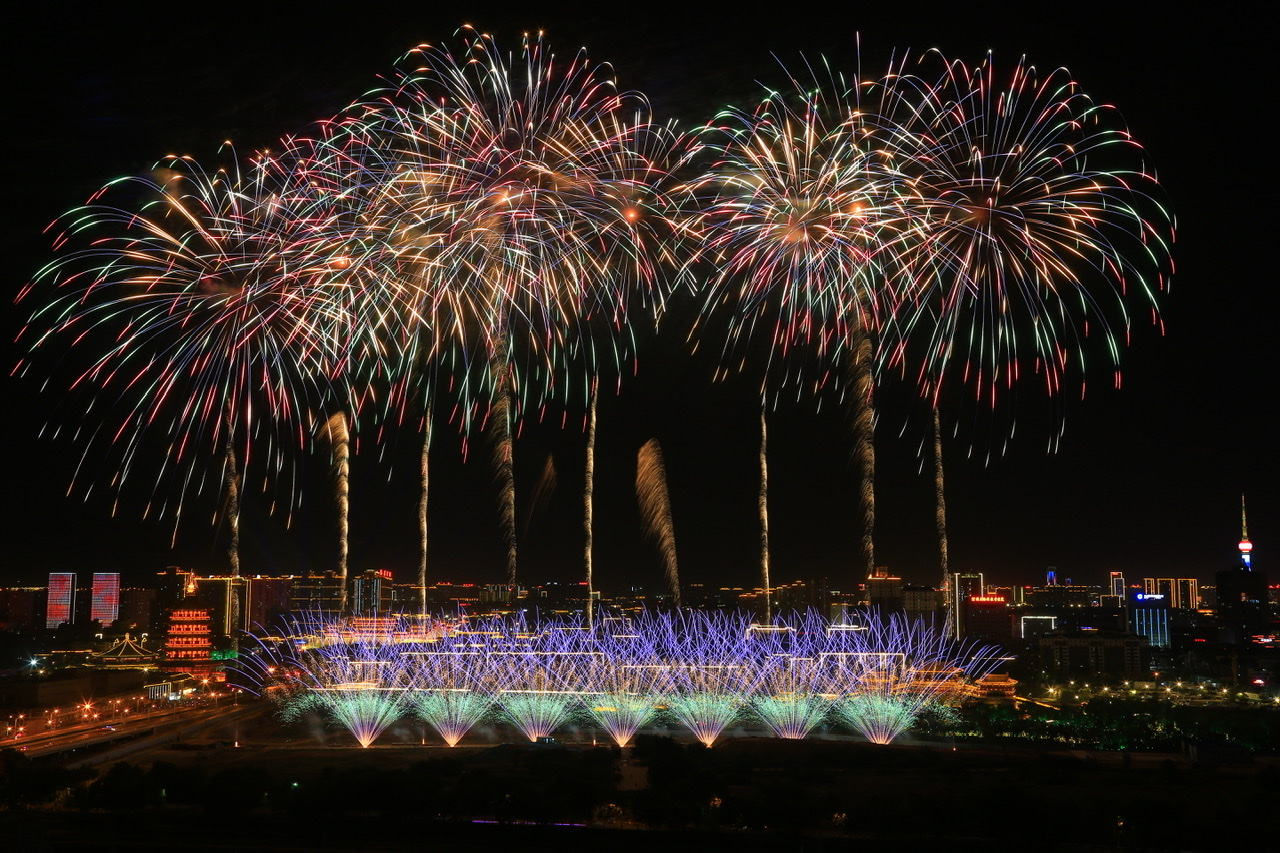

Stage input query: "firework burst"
[
  {"left": 15, "top": 151, "right": 350, "bottom": 545},
  {"left": 681, "top": 56, "right": 926, "bottom": 579},
  {"left": 882, "top": 51, "right": 1174, "bottom": 446},
  {"left": 349, "top": 29, "right": 685, "bottom": 587}
]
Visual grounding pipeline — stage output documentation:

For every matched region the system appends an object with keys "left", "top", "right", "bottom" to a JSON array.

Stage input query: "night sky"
[{"left": 5, "top": 4, "right": 1274, "bottom": 594}]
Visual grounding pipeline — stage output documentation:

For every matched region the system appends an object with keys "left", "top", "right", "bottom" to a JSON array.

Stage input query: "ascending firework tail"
[
  {"left": 322, "top": 412, "right": 350, "bottom": 612},
  {"left": 637, "top": 438, "right": 680, "bottom": 607}
]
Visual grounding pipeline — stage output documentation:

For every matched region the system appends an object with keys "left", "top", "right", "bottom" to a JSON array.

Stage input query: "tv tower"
[{"left": 1239, "top": 494, "right": 1252, "bottom": 569}]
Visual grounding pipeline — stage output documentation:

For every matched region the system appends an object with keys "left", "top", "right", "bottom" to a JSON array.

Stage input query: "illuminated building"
[
  {"left": 949, "top": 572, "right": 984, "bottom": 637},
  {"left": 1040, "top": 628, "right": 1144, "bottom": 676},
  {"left": 116, "top": 587, "right": 157, "bottom": 632},
  {"left": 866, "top": 569, "right": 904, "bottom": 614},
  {"left": 163, "top": 607, "right": 217, "bottom": 679},
  {"left": 973, "top": 672, "right": 1019, "bottom": 699},
  {"left": 90, "top": 572, "right": 120, "bottom": 624},
  {"left": 1142, "top": 577, "right": 1200, "bottom": 610},
  {"left": 291, "top": 572, "right": 345, "bottom": 617},
  {"left": 1018, "top": 614, "right": 1057, "bottom": 639},
  {"left": 46, "top": 572, "right": 76, "bottom": 629},
  {"left": 963, "top": 594, "right": 1012, "bottom": 642},
  {"left": 189, "top": 575, "right": 249, "bottom": 636},
  {"left": 93, "top": 633, "right": 160, "bottom": 669},
  {"left": 425, "top": 581, "right": 482, "bottom": 610},
  {"left": 156, "top": 566, "right": 197, "bottom": 605},
  {"left": 1110, "top": 571, "right": 1125, "bottom": 598},
  {"left": 352, "top": 569, "right": 395, "bottom": 615},
  {"left": 245, "top": 576, "right": 292, "bottom": 629},
  {"left": 902, "top": 584, "right": 941, "bottom": 623},
  {"left": 1239, "top": 494, "right": 1252, "bottom": 570},
  {"left": 1026, "top": 584, "right": 1100, "bottom": 610},
  {"left": 1128, "top": 590, "right": 1171, "bottom": 648}
]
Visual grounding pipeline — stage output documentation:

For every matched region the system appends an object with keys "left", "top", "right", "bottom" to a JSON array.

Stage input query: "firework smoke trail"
[
  {"left": 517, "top": 454, "right": 558, "bottom": 552},
  {"left": 323, "top": 412, "right": 351, "bottom": 610},
  {"left": 418, "top": 406, "right": 432, "bottom": 619},
  {"left": 758, "top": 406, "right": 771, "bottom": 622},
  {"left": 850, "top": 324, "right": 876, "bottom": 577},
  {"left": 636, "top": 438, "right": 681, "bottom": 607},
  {"left": 222, "top": 407, "right": 242, "bottom": 646},
  {"left": 489, "top": 339, "right": 518, "bottom": 591},
  {"left": 585, "top": 380, "right": 598, "bottom": 628},
  {"left": 933, "top": 408, "right": 951, "bottom": 630}
]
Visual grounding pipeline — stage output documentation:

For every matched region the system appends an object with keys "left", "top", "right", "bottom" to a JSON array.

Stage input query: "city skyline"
[{"left": 5, "top": 5, "right": 1273, "bottom": 592}]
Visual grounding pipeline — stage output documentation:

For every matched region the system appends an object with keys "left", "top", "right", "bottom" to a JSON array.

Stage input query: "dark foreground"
[{"left": 3, "top": 716, "right": 1277, "bottom": 852}]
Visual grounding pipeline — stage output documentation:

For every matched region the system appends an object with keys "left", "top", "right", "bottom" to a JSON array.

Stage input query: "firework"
[
  {"left": 882, "top": 51, "right": 1173, "bottom": 443},
  {"left": 584, "top": 381, "right": 598, "bottom": 627},
  {"left": 744, "top": 617, "right": 838, "bottom": 739},
  {"left": 349, "top": 29, "right": 684, "bottom": 589},
  {"left": 681, "top": 57, "right": 924, "bottom": 582},
  {"left": 16, "top": 151, "right": 351, "bottom": 552},
  {"left": 758, "top": 408, "right": 771, "bottom": 621},
  {"left": 241, "top": 607, "right": 1000, "bottom": 748},
  {"left": 653, "top": 610, "right": 761, "bottom": 747},
  {"left": 750, "top": 657, "right": 836, "bottom": 740},
  {"left": 830, "top": 611, "right": 1000, "bottom": 744},
  {"left": 580, "top": 618, "right": 673, "bottom": 747},
  {"left": 868, "top": 53, "right": 1173, "bottom": 601},
  {"left": 492, "top": 638, "right": 581, "bottom": 742},
  {"left": 321, "top": 412, "right": 351, "bottom": 609},
  {"left": 246, "top": 613, "right": 416, "bottom": 747},
  {"left": 636, "top": 439, "right": 681, "bottom": 605},
  {"left": 409, "top": 649, "right": 499, "bottom": 747}
]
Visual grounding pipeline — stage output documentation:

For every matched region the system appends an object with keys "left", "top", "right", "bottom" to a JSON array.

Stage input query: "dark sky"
[{"left": 4, "top": 3, "right": 1274, "bottom": 593}]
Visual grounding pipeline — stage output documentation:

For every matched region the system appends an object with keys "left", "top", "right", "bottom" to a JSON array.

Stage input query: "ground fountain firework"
[{"left": 240, "top": 608, "right": 1000, "bottom": 748}]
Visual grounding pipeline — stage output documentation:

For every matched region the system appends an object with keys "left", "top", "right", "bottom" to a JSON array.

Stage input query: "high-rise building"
[
  {"left": 0, "top": 587, "right": 44, "bottom": 631},
  {"left": 1239, "top": 494, "right": 1252, "bottom": 570},
  {"left": 117, "top": 587, "right": 158, "bottom": 632},
  {"left": 291, "top": 572, "right": 344, "bottom": 617},
  {"left": 46, "top": 572, "right": 76, "bottom": 629},
  {"left": 1109, "top": 571, "right": 1125, "bottom": 598},
  {"left": 949, "top": 572, "right": 984, "bottom": 638},
  {"left": 191, "top": 575, "right": 247, "bottom": 636},
  {"left": 902, "top": 585, "right": 940, "bottom": 623},
  {"left": 90, "top": 572, "right": 120, "bottom": 624},
  {"left": 245, "top": 576, "right": 293, "bottom": 630},
  {"left": 1128, "top": 589, "right": 1171, "bottom": 648},
  {"left": 866, "top": 569, "right": 904, "bottom": 614},
  {"left": 1142, "top": 578, "right": 1199, "bottom": 610},
  {"left": 1018, "top": 614, "right": 1058, "bottom": 639},
  {"left": 963, "top": 594, "right": 1012, "bottom": 642},
  {"left": 352, "top": 569, "right": 395, "bottom": 616}
]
